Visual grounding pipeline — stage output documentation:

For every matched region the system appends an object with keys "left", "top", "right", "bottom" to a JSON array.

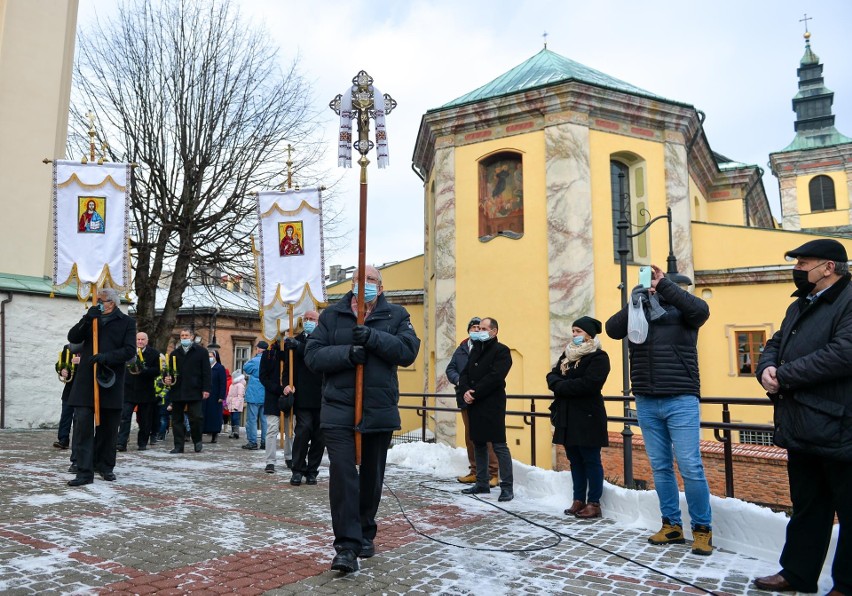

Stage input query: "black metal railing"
[{"left": 397, "top": 393, "right": 775, "bottom": 499}]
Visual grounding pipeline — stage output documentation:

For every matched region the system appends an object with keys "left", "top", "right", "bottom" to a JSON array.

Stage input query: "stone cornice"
[
  {"left": 769, "top": 142, "right": 852, "bottom": 176},
  {"left": 695, "top": 266, "right": 792, "bottom": 286}
]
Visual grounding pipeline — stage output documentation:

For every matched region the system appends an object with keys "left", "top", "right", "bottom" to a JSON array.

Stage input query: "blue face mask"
[
  {"left": 470, "top": 330, "right": 490, "bottom": 342},
  {"left": 572, "top": 336, "right": 585, "bottom": 346},
  {"left": 180, "top": 338, "right": 192, "bottom": 348},
  {"left": 354, "top": 283, "right": 379, "bottom": 303},
  {"left": 97, "top": 303, "right": 105, "bottom": 312},
  {"left": 303, "top": 320, "right": 317, "bottom": 334}
]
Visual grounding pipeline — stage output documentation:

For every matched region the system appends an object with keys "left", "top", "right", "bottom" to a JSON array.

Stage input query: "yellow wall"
[
  {"left": 689, "top": 176, "right": 709, "bottom": 222},
  {"left": 706, "top": 199, "right": 744, "bottom": 226},
  {"left": 795, "top": 171, "right": 850, "bottom": 223}
]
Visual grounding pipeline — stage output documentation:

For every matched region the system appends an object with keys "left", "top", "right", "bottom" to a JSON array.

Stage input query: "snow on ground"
[{"left": 387, "top": 441, "right": 839, "bottom": 587}]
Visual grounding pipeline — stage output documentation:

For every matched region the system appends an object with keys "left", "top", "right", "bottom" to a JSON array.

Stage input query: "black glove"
[
  {"left": 85, "top": 306, "right": 101, "bottom": 320},
  {"left": 352, "top": 325, "right": 371, "bottom": 346},
  {"left": 349, "top": 345, "right": 367, "bottom": 365},
  {"left": 283, "top": 337, "right": 298, "bottom": 351},
  {"left": 90, "top": 353, "right": 108, "bottom": 365}
]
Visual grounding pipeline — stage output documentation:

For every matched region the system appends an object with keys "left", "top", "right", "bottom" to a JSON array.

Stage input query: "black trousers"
[
  {"left": 779, "top": 450, "right": 852, "bottom": 593},
  {"left": 324, "top": 429, "right": 392, "bottom": 553},
  {"left": 58, "top": 398, "right": 74, "bottom": 444},
  {"left": 117, "top": 402, "right": 155, "bottom": 448},
  {"left": 71, "top": 406, "right": 121, "bottom": 480},
  {"left": 171, "top": 401, "right": 203, "bottom": 448},
  {"left": 292, "top": 408, "right": 325, "bottom": 475}
]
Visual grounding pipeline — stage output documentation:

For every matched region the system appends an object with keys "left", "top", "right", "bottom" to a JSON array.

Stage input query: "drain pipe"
[{"left": 0, "top": 292, "right": 12, "bottom": 429}]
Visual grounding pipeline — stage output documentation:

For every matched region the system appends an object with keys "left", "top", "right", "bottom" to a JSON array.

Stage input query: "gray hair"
[
  {"left": 835, "top": 261, "right": 849, "bottom": 276},
  {"left": 99, "top": 287, "right": 121, "bottom": 305}
]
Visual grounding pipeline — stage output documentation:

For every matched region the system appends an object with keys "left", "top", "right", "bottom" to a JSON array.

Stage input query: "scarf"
[
  {"left": 560, "top": 336, "right": 601, "bottom": 374},
  {"left": 337, "top": 86, "right": 389, "bottom": 169}
]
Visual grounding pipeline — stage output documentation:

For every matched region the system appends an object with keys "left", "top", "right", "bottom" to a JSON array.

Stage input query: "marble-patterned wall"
[
  {"left": 664, "top": 141, "right": 694, "bottom": 279},
  {"left": 431, "top": 145, "right": 460, "bottom": 445},
  {"left": 779, "top": 175, "right": 801, "bottom": 230},
  {"left": 847, "top": 165, "right": 852, "bottom": 227},
  {"left": 545, "top": 122, "right": 596, "bottom": 361}
]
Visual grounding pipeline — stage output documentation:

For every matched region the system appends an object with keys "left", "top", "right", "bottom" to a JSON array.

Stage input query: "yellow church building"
[{"left": 406, "top": 33, "right": 852, "bottom": 467}]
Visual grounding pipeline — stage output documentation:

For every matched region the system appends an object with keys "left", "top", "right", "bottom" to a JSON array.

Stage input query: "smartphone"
[{"left": 639, "top": 266, "right": 652, "bottom": 288}]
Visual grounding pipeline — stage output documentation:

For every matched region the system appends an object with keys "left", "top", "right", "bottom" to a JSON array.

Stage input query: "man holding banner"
[
  {"left": 305, "top": 265, "right": 420, "bottom": 573},
  {"left": 66, "top": 287, "right": 135, "bottom": 486}
]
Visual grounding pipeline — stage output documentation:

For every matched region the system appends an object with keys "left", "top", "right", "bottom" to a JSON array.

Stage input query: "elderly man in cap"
[
  {"left": 753, "top": 238, "right": 852, "bottom": 596},
  {"left": 446, "top": 316, "right": 499, "bottom": 486},
  {"left": 66, "top": 287, "right": 136, "bottom": 486}
]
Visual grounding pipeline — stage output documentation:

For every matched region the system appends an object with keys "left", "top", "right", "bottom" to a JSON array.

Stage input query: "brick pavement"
[{"left": 0, "top": 430, "right": 784, "bottom": 595}]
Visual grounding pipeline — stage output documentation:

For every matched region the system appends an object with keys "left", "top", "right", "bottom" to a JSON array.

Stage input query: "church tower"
[{"left": 769, "top": 29, "right": 852, "bottom": 231}]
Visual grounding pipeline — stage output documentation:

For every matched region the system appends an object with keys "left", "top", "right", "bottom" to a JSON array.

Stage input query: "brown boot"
[
  {"left": 564, "top": 500, "right": 586, "bottom": 516},
  {"left": 457, "top": 473, "right": 477, "bottom": 484},
  {"left": 575, "top": 502, "right": 602, "bottom": 519}
]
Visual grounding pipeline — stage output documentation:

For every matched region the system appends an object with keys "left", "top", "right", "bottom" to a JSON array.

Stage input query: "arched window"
[
  {"left": 809, "top": 175, "right": 836, "bottom": 211},
  {"left": 478, "top": 152, "right": 523, "bottom": 241},
  {"left": 611, "top": 160, "right": 632, "bottom": 261}
]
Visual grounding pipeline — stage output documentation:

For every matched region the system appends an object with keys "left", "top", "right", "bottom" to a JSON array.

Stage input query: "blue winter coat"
[
  {"left": 242, "top": 355, "right": 265, "bottom": 405},
  {"left": 305, "top": 292, "right": 420, "bottom": 433}
]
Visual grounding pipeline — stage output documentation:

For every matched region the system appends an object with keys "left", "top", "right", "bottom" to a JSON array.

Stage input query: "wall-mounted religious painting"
[{"left": 478, "top": 152, "right": 523, "bottom": 241}]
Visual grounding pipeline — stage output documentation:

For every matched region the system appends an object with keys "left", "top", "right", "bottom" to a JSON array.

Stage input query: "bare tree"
[{"left": 71, "top": 0, "right": 339, "bottom": 351}]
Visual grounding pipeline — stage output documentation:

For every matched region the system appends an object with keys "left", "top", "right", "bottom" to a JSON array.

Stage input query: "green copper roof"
[
  {"left": 0, "top": 272, "right": 79, "bottom": 297},
  {"left": 781, "top": 130, "right": 852, "bottom": 152},
  {"left": 440, "top": 48, "right": 666, "bottom": 109}
]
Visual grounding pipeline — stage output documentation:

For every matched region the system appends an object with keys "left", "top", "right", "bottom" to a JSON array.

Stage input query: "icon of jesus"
[{"left": 78, "top": 199, "right": 105, "bottom": 233}]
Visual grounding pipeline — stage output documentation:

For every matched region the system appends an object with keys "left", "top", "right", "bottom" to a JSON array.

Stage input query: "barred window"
[{"left": 739, "top": 430, "right": 774, "bottom": 446}]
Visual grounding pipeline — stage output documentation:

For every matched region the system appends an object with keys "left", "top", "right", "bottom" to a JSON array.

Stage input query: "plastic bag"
[{"left": 627, "top": 295, "right": 649, "bottom": 344}]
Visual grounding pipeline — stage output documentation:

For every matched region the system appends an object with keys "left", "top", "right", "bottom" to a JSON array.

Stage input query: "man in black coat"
[
  {"left": 605, "top": 264, "right": 713, "bottom": 556},
  {"left": 164, "top": 328, "right": 211, "bottom": 454},
  {"left": 274, "top": 310, "right": 325, "bottom": 486},
  {"left": 66, "top": 287, "right": 136, "bottom": 486},
  {"left": 116, "top": 332, "right": 161, "bottom": 451},
  {"left": 457, "top": 317, "right": 514, "bottom": 502},
  {"left": 305, "top": 266, "right": 420, "bottom": 573},
  {"left": 753, "top": 239, "right": 852, "bottom": 596}
]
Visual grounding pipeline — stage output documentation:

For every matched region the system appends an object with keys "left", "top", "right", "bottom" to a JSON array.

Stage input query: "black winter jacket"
[
  {"left": 547, "top": 349, "right": 611, "bottom": 448},
  {"left": 445, "top": 339, "right": 472, "bottom": 387},
  {"left": 166, "top": 344, "right": 212, "bottom": 402},
  {"left": 123, "top": 346, "right": 161, "bottom": 404},
  {"left": 756, "top": 273, "right": 852, "bottom": 461},
  {"left": 262, "top": 333, "right": 323, "bottom": 411},
  {"left": 605, "top": 277, "right": 709, "bottom": 397},
  {"left": 304, "top": 292, "right": 420, "bottom": 433},
  {"left": 457, "top": 338, "right": 513, "bottom": 444},
  {"left": 67, "top": 309, "right": 136, "bottom": 410}
]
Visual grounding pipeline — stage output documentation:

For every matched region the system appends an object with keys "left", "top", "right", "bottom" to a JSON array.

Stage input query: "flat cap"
[
  {"left": 785, "top": 238, "right": 847, "bottom": 263},
  {"left": 256, "top": 340, "right": 269, "bottom": 349}
]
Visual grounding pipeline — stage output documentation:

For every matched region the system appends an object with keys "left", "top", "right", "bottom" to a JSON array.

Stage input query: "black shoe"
[
  {"left": 149, "top": 436, "right": 157, "bottom": 445},
  {"left": 169, "top": 447, "right": 184, "bottom": 454},
  {"left": 211, "top": 434, "right": 218, "bottom": 443},
  {"left": 285, "top": 459, "right": 293, "bottom": 469},
  {"left": 290, "top": 472, "right": 302, "bottom": 485},
  {"left": 498, "top": 488, "right": 514, "bottom": 502},
  {"left": 116, "top": 444, "right": 127, "bottom": 452},
  {"left": 137, "top": 445, "right": 147, "bottom": 451},
  {"left": 359, "top": 539, "right": 375, "bottom": 559},
  {"left": 99, "top": 471, "right": 117, "bottom": 481},
  {"left": 194, "top": 442, "right": 203, "bottom": 453},
  {"left": 53, "top": 440, "right": 69, "bottom": 449},
  {"left": 305, "top": 473, "right": 317, "bottom": 485},
  {"left": 330, "top": 550, "right": 359, "bottom": 573},
  {"left": 265, "top": 464, "right": 275, "bottom": 474},
  {"left": 461, "top": 485, "right": 491, "bottom": 495},
  {"left": 157, "top": 434, "right": 166, "bottom": 441},
  {"left": 67, "top": 464, "right": 78, "bottom": 474},
  {"left": 241, "top": 442, "right": 258, "bottom": 450},
  {"left": 260, "top": 441, "right": 266, "bottom": 449},
  {"left": 67, "top": 477, "right": 93, "bottom": 487}
]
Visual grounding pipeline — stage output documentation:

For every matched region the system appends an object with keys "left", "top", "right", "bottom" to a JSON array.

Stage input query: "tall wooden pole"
[{"left": 85, "top": 114, "right": 102, "bottom": 427}]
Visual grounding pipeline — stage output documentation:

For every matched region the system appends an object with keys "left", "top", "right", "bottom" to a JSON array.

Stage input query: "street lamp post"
[{"left": 616, "top": 172, "right": 692, "bottom": 488}]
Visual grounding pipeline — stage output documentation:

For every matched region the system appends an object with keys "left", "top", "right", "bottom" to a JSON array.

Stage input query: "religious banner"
[
  {"left": 255, "top": 187, "right": 327, "bottom": 340},
  {"left": 53, "top": 160, "right": 131, "bottom": 298}
]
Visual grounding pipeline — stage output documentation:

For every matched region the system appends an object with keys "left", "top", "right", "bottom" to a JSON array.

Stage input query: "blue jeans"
[
  {"left": 563, "top": 445, "right": 604, "bottom": 503},
  {"left": 244, "top": 402, "right": 266, "bottom": 445},
  {"left": 635, "top": 395, "right": 711, "bottom": 529},
  {"left": 157, "top": 403, "right": 170, "bottom": 437}
]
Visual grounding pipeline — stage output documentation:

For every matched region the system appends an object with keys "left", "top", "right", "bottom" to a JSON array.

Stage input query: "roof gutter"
[{"left": 1, "top": 292, "right": 12, "bottom": 428}]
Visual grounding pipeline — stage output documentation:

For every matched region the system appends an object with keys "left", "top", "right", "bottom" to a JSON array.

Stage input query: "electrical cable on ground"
[{"left": 384, "top": 478, "right": 720, "bottom": 596}]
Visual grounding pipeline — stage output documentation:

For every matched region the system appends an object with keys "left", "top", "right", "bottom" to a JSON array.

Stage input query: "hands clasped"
[
  {"left": 760, "top": 366, "right": 780, "bottom": 394},
  {"left": 463, "top": 389, "right": 475, "bottom": 405}
]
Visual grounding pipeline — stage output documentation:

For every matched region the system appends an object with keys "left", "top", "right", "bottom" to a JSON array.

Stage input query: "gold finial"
[
  {"left": 86, "top": 111, "right": 97, "bottom": 163},
  {"left": 800, "top": 13, "right": 812, "bottom": 39},
  {"left": 285, "top": 143, "right": 293, "bottom": 190}
]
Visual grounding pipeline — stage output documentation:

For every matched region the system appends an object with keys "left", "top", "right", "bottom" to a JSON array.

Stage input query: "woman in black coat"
[
  {"left": 202, "top": 350, "right": 227, "bottom": 441},
  {"left": 547, "top": 316, "right": 611, "bottom": 519}
]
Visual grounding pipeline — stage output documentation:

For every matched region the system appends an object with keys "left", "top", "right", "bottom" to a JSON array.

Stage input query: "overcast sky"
[{"left": 77, "top": 0, "right": 852, "bottom": 269}]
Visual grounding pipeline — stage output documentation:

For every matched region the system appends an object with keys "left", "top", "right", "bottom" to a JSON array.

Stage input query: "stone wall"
[{"left": 555, "top": 431, "right": 792, "bottom": 509}]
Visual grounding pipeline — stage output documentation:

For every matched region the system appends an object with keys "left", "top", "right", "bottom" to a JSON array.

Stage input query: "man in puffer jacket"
[
  {"left": 606, "top": 263, "right": 713, "bottom": 556},
  {"left": 305, "top": 265, "right": 420, "bottom": 573}
]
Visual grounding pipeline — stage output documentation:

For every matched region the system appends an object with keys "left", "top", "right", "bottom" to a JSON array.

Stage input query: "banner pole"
[{"left": 91, "top": 284, "right": 101, "bottom": 426}]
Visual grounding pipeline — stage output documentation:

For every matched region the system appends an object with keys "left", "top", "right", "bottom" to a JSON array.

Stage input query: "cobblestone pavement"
[{"left": 0, "top": 429, "right": 785, "bottom": 595}]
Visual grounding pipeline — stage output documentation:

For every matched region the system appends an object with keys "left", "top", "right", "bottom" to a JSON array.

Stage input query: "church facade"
[{"left": 413, "top": 37, "right": 852, "bottom": 465}]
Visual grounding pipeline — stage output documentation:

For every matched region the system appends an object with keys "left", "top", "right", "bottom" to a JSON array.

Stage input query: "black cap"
[
  {"left": 467, "top": 317, "right": 481, "bottom": 331},
  {"left": 256, "top": 340, "right": 269, "bottom": 349},
  {"left": 785, "top": 239, "right": 847, "bottom": 262},
  {"left": 572, "top": 316, "right": 602, "bottom": 338},
  {"left": 96, "top": 364, "right": 116, "bottom": 389}
]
